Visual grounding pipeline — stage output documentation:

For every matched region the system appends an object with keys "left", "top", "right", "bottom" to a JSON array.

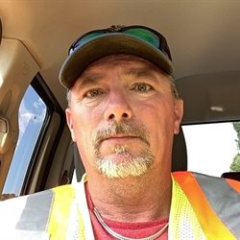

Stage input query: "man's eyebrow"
[
  {"left": 78, "top": 72, "right": 106, "bottom": 87},
  {"left": 122, "top": 68, "right": 158, "bottom": 81}
]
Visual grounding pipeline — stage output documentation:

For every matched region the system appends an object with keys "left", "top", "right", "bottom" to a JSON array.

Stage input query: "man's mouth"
[
  {"left": 92, "top": 121, "right": 150, "bottom": 150},
  {"left": 100, "top": 135, "right": 139, "bottom": 143}
]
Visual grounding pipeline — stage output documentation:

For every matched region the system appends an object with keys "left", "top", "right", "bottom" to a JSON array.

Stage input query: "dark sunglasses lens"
[
  {"left": 70, "top": 31, "right": 105, "bottom": 54},
  {"left": 124, "top": 28, "right": 160, "bottom": 48},
  {"left": 69, "top": 27, "right": 163, "bottom": 56}
]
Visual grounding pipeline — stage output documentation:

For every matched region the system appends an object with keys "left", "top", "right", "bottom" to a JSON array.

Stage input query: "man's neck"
[{"left": 86, "top": 171, "right": 172, "bottom": 223}]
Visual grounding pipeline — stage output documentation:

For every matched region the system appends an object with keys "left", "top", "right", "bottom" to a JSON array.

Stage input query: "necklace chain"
[{"left": 93, "top": 207, "right": 169, "bottom": 240}]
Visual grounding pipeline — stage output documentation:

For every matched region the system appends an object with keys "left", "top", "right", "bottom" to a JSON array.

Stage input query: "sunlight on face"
[{"left": 66, "top": 55, "right": 183, "bottom": 179}]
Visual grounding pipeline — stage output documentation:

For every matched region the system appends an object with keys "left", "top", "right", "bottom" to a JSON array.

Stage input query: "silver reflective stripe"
[
  {"left": 16, "top": 189, "right": 54, "bottom": 231},
  {"left": 194, "top": 173, "right": 240, "bottom": 237}
]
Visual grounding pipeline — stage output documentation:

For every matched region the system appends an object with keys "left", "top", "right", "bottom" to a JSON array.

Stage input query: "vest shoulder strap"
[
  {"left": 47, "top": 184, "right": 76, "bottom": 239},
  {"left": 0, "top": 184, "right": 77, "bottom": 240},
  {"left": 172, "top": 171, "right": 240, "bottom": 239}
]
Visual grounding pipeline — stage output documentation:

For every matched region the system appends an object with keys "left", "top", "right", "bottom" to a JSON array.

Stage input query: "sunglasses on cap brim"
[{"left": 68, "top": 25, "right": 172, "bottom": 61}]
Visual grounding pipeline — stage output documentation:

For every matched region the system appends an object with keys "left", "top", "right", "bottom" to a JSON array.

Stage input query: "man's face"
[{"left": 66, "top": 55, "right": 183, "bottom": 178}]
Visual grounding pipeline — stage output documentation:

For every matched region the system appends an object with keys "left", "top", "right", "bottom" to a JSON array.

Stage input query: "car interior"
[{"left": 0, "top": 1, "right": 240, "bottom": 199}]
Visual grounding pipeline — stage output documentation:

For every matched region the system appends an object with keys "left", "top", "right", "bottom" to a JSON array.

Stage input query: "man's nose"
[{"left": 104, "top": 91, "right": 133, "bottom": 121}]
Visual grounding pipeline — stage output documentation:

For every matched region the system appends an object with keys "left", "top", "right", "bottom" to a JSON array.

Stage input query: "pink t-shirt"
[{"left": 86, "top": 185, "right": 169, "bottom": 240}]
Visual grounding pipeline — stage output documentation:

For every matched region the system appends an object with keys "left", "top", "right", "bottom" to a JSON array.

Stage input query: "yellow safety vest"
[
  {"left": 170, "top": 172, "right": 240, "bottom": 239},
  {"left": 0, "top": 172, "right": 239, "bottom": 239}
]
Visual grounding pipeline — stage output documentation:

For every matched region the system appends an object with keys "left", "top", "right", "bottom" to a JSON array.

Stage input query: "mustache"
[{"left": 92, "top": 121, "right": 150, "bottom": 150}]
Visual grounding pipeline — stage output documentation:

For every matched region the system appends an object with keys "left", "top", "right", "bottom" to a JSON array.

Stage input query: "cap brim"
[{"left": 59, "top": 34, "right": 174, "bottom": 89}]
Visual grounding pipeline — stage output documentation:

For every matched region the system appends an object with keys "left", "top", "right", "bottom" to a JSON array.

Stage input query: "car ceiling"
[{"left": 1, "top": 0, "right": 240, "bottom": 112}]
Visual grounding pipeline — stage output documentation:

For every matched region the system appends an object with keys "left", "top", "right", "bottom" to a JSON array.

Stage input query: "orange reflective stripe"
[
  {"left": 226, "top": 178, "right": 240, "bottom": 193},
  {"left": 47, "top": 185, "right": 75, "bottom": 240},
  {"left": 173, "top": 172, "right": 235, "bottom": 240}
]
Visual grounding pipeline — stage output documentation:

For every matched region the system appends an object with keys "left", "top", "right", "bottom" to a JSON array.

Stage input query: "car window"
[
  {"left": 2, "top": 85, "right": 47, "bottom": 196},
  {"left": 183, "top": 122, "right": 239, "bottom": 177}
]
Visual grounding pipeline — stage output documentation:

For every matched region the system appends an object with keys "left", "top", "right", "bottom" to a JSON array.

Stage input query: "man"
[{"left": 0, "top": 25, "right": 240, "bottom": 239}]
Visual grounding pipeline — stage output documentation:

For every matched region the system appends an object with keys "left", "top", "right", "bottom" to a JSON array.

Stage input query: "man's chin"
[
  {"left": 95, "top": 154, "right": 154, "bottom": 179},
  {"left": 101, "top": 153, "right": 133, "bottom": 163}
]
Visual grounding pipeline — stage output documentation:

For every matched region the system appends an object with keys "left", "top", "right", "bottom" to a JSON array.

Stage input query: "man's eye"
[
  {"left": 85, "top": 89, "right": 103, "bottom": 98},
  {"left": 134, "top": 83, "right": 152, "bottom": 92}
]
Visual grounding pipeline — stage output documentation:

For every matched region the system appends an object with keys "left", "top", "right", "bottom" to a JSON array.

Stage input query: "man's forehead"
[
  {"left": 69, "top": 54, "right": 169, "bottom": 90},
  {"left": 80, "top": 54, "right": 166, "bottom": 77},
  {"left": 86, "top": 54, "right": 153, "bottom": 68}
]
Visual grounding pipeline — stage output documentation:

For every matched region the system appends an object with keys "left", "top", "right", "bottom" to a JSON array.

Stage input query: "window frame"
[
  {"left": 182, "top": 119, "right": 240, "bottom": 177},
  {"left": 19, "top": 74, "right": 66, "bottom": 195}
]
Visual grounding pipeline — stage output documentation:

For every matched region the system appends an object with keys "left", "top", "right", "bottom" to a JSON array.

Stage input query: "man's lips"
[
  {"left": 98, "top": 135, "right": 151, "bottom": 148},
  {"left": 93, "top": 126, "right": 150, "bottom": 148},
  {"left": 102, "top": 135, "right": 139, "bottom": 143}
]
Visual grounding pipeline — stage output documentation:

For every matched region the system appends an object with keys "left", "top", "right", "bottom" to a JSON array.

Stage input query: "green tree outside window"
[{"left": 230, "top": 122, "right": 240, "bottom": 171}]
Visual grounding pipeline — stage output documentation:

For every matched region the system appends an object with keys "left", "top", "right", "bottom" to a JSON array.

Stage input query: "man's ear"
[
  {"left": 173, "top": 99, "right": 184, "bottom": 135},
  {"left": 65, "top": 108, "right": 76, "bottom": 142}
]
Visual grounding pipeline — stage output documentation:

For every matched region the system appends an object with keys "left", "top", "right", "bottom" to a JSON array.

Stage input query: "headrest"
[{"left": 172, "top": 126, "right": 187, "bottom": 171}]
